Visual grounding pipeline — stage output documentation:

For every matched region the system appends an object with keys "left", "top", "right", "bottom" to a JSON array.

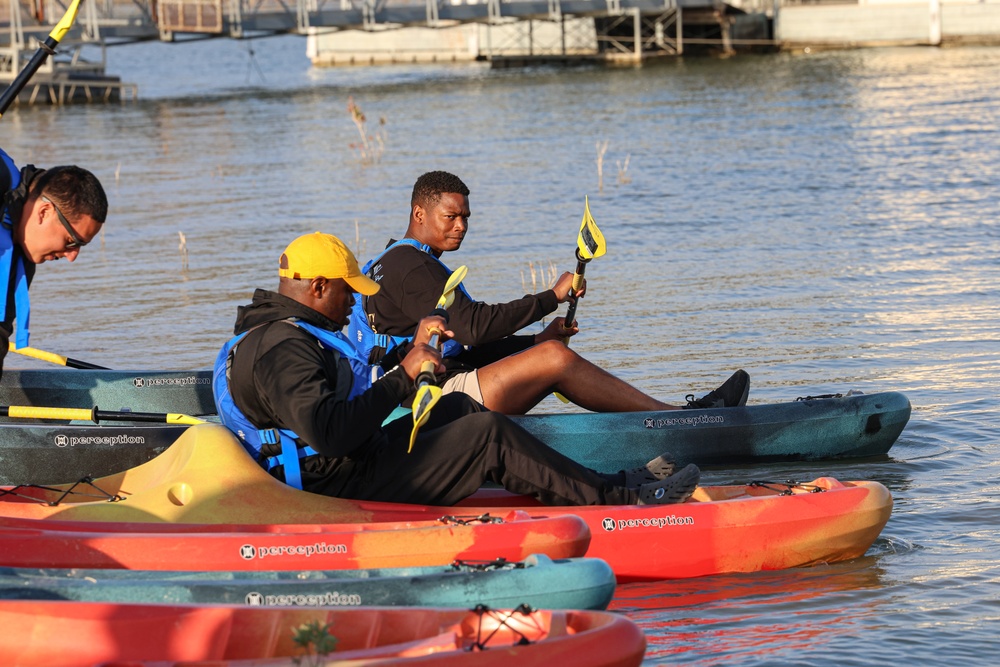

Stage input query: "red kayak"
[
  {"left": 0, "top": 511, "right": 590, "bottom": 571},
  {"left": 0, "top": 424, "right": 892, "bottom": 581},
  {"left": 0, "top": 600, "right": 646, "bottom": 667}
]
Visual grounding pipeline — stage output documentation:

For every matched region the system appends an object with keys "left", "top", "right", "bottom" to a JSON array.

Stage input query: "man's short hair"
[
  {"left": 411, "top": 171, "right": 470, "bottom": 210},
  {"left": 33, "top": 166, "right": 108, "bottom": 224}
]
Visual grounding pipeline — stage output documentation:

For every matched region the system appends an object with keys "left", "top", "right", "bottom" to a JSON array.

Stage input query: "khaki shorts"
[{"left": 441, "top": 370, "right": 484, "bottom": 405}]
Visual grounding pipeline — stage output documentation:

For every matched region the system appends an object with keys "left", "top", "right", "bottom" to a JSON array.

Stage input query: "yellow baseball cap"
[{"left": 278, "top": 232, "right": 380, "bottom": 296}]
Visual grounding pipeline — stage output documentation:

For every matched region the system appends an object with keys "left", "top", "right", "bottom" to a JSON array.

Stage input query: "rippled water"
[{"left": 4, "top": 38, "right": 999, "bottom": 663}]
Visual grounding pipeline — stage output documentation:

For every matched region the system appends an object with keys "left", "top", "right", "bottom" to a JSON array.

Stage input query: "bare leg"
[{"left": 476, "top": 340, "right": 681, "bottom": 415}]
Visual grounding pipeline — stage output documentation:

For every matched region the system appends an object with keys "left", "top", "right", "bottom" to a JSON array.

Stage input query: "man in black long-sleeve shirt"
[
  {"left": 354, "top": 171, "right": 749, "bottom": 415},
  {"left": 215, "top": 231, "right": 702, "bottom": 506}
]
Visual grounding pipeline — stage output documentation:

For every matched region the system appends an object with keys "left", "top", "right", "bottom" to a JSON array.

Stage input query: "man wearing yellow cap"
[{"left": 213, "top": 231, "right": 700, "bottom": 506}]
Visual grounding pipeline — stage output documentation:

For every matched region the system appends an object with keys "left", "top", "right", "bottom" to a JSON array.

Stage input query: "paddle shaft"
[
  {"left": 1, "top": 405, "right": 203, "bottom": 425},
  {"left": 562, "top": 250, "right": 591, "bottom": 329},
  {"left": 414, "top": 332, "right": 442, "bottom": 388},
  {"left": 9, "top": 344, "right": 110, "bottom": 370},
  {"left": 408, "top": 276, "right": 464, "bottom": 453},
  {"left": 0, "top": 0, "right": 83, "bottom": 117},
  {"left": 413, "top": 307, "right": 448, "bottom": 389}
]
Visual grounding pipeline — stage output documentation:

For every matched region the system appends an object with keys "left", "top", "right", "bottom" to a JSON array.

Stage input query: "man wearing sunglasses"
[{"left": 0, "top": 147, "right": 107, "bottom": 376}]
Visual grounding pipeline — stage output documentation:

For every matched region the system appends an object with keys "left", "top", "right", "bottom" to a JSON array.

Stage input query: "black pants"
[{"left": 301, "top": 393, "right": 637, "bottom": 506}]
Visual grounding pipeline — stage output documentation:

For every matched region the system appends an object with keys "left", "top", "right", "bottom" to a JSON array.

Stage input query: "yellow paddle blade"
[
  {"left": 554, "top": 392, "right": 570, "bottom": 404},
  {"left": 8, "top": 343, "right": 68, "bottom": 366},
  {"left": 166, "top": 414, "right": 208, "bottom": 425},
  {"left": 51, "top": 0, "right": 83, "bottom": 42},
  {"left": 406, "top": 264, "right": 467, "bottom": 451},
  {"left": 407, "top": 423, "right": 420, "bottom": 454},
  {"left": 408, "top": 385, "right": 442, "bottom": 453},
  {"left": 576, "top": 196, "right": 607, "bottom": 261},
  {"left": 436, "top": 265, "right": 468, "bottom": 310}
]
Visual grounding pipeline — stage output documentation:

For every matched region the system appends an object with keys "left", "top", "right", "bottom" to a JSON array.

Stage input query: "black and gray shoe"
[
  {"left": 684, "top": 369, "right": 750, "bottom": 409},
  {"left": 636, "top": 463, "right": 700, "bottom": 505},
  {"left": 623, "top": 452, "right": 678, "bottom": 487}
]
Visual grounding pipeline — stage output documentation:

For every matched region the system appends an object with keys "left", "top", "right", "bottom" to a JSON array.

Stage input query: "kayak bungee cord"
[
  {"left": 437, "top": 513, "right": 505, "bottom": 525},
  {"left": 0, "top": 478, "right": 125, "bottom": 505},
  {"left": 468, "top": 604, "right": 540, "bottom": 650},
  {"left": 748, "top": 481, "right": 827, "bottom": 496},
  {"left": 450, "top": 558, "right": 525, "bottom": 572}
]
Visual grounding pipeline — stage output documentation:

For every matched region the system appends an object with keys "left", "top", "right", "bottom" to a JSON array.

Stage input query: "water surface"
[{"left": 5, "top": 39, "right": 999, "bottom": 664}]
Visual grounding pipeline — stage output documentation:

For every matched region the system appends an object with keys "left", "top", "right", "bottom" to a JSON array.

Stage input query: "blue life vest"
[
  {"left": 0, "top": 148, "right": 32, "bottom": 349},
  {"left": 212, "top": 318, "right": 382, "bottom": 490},
  {"left": 347, "top": 238, "right": 471, "bottom": 363}
]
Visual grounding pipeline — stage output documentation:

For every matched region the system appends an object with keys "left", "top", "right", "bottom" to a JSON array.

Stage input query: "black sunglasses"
[{"left": 41, "top": 195, "right": 88, "bottom": 250}]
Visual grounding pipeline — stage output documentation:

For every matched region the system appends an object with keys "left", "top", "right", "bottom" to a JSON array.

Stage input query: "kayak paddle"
[
  {"left": 1, "top": 404, "right": 205, "bottom": 425},
  {"left": 554, "top": 196, "right": 606, "bottom": 403},
  {"left": 8, "top": 343, "right": 110, "bottom": 370},
  {"left": 408, "top": 265, "right": 468, "bottom": 453},
  {"left": 562, "top": 195, "right": 606, "bottom": 337},
  {"left": 0, "top": 0, "right": 84, "bottom": 117}
]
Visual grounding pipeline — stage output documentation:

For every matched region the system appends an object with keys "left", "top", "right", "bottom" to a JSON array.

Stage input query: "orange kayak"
[
  {"left": 0, "top": 424, "right": 892, "bottom": 581},
  {"left": 0, "top": 600, "right": 646, "bottom": 667},
  {"left": 0, "top": 511, "right": 590, "bottom": 571}
]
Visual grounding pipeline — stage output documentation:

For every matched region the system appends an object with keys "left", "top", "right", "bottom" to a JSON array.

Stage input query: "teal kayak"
[
  {"left": 0, "top": 554, "right": 615, "bottom": 610},
  {"left": 511, "top": 390, "right": 911, "bottom": 470},
  {"left": 0, "top": 369, "right": 910, "bottom": 483},
  {"left": 0, "top": 422, "right": 184, "bottom": 485},
  {"left": 0, "top": 369, "right": 215, "bottom": 416}
]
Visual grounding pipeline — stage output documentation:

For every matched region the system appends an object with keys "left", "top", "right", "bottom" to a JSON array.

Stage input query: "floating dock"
[
  {"left": 1, "top": 0, "right": 999, "bottom": 104},
  {"left": 1, "top": 69, "right": 138, "bottom": 105},
  {"left": 0, "top": 21, "right": 137, "bottom": 107}
]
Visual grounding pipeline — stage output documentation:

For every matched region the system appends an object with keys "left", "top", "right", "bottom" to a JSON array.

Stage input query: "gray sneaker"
[
  {"left": 623, "top": 452, "right": 677, "bottom": 487},
  {"left": 684, "top": 370, "right": 750, "bottom": 409},
  {"left": 636, "top": 463, "right": 700, "bottom": 505}
]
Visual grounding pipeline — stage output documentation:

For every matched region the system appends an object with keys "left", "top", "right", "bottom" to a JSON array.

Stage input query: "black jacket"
[
  {"left": 227, "top": 289, "right": 413, "bottom": 461},
  {"left": 364, "top": 241, "right": 559, "bottom": 371}
]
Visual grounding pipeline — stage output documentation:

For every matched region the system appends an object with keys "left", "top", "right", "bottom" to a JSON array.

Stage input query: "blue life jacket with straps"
[
  {"left": 0, "top": 148, "right": 36, "bottom": 349},
  {"left": 212, "top": 318, "right": 383, "bottom": 490},
  {"left": 347, "top": 238, "right": 471, "bottom": 364}
]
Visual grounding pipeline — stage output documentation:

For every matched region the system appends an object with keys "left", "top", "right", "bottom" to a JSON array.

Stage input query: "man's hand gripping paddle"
[
  {"left": 408, "top": 265, "right": 469, "bottom": 453},
  {"left": 554, "top": 196, "right": 606, "bottom": 403}
]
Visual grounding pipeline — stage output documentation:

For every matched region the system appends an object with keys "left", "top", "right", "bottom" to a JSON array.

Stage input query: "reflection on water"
[
  {"left": 2, "top": 40, "right": 999, "bottom": 664},
  {"left": 615, "top": 560, "right": 889, "bottom": 663}
]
